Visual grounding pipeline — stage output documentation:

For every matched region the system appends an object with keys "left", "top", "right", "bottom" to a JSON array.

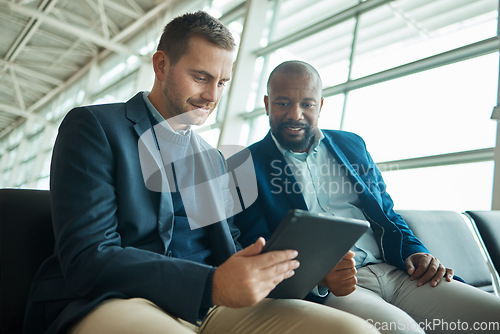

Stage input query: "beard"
[
  {"left": 162, "top": 84, "right": 187, "bottom": 119},
  {"left": 162, "top": 85, "right": 214, "bottom": 126},
  {"left": 272, "top": 121, "right": 314, "bottom": 152}
]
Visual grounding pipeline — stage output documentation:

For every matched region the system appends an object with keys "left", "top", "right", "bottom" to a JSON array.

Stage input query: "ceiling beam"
[
  {"left": 0, "top": 118, "right": 24, "bottom": 142},
  {"left": 124, "top": 0, "right": 145, "bottom": 16},
  {"left": 20, "top": 45, "right": 72, "bottom": 55},
  {"left": 0, "top": 0, "right": 177, "bottom": 141},
  {"left": 97, "top": 0, "right": 111, "bottom": 40},
  {"left": 7, "top": 2, "right": 146, "bottom": 59},
  {"left": 21, "top": 0, "right": 176, "bottom": 116},
  {"left": 104, "top": 0, "right": 141, "bottom": 19},
  {"left": 4, "top": 0, "right": 59, "bottom": 62},
  {"left": 0, "top": 103, "right": 48, "bottom": 122},
  {"left": 111, "top": 0, "right": 175, "bottom": 43},
  {"left": 9, "top": 67, "right": 25, "bottom": 111},
  {"left": 0, "top": 59, "right": 63, "bottom": 86}
]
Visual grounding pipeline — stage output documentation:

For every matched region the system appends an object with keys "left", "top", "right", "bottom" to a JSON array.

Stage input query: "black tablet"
[{"left": 262, "top": 209, "right": 370, "bottom": 299}]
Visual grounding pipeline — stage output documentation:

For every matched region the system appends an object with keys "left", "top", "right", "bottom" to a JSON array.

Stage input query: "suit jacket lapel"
[
  {"left": 125, "top": 93, "right": 175, "bottom": 252},
  {"left": 322, "top": 135, "right": 374, "bottom": 199},
  {"left": 127, "top": 93, "right": 164, "bottom": 178}
]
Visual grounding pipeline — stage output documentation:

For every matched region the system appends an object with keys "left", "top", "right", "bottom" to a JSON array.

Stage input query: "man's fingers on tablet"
[
  {"left": 343, "top": 250, "right": 355, "bottom": 259},
  {"left": 272, "top": 267, "right": 297, "bottom": 286},
  {"left": 344, "top": 275, "right": 357, "bottom": 286},
  {"left": 335, "top": 257, "right": 356, "bottom": 270},
  {"left": 272, "top": 259, "right": 300, "bottom": 275},
  {"left": 339, "top": 267, "right": 357, "bottom": 278},
  {"left": 259, "top": 249, "right": 298, "bottom": 266},
  {"left": 273, "top": 268, "right": 296, "bottom": 287},
  {"left": 261, "top": 258, "right": 300, "bottom": 281}
]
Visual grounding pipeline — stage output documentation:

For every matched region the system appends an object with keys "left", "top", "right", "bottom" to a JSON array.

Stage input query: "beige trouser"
[
  {"left": 324, "top": 263, "right": 500, "bottom": 334},
  {"left": 69, "top": 297, "right": 379, "bottom": 334}
]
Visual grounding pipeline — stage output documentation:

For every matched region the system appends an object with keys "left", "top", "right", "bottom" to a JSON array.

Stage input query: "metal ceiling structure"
[
  {"left": 0, "top": 0, "right": 497, "bottom": 142},
  {"left": 0, "top": 0, "right": 179, "bottom": 139}
]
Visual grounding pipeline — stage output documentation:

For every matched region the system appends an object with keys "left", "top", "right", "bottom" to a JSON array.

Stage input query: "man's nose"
[
  {"left": 200, "top": 82, "right": 218, "bottom": 103},
  {"left": 287, "top": 103, "right": 304, "bottom": 121}
]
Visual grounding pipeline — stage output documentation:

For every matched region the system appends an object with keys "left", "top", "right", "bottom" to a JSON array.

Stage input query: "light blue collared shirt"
[{"left": 271, "top": 130, "right": 383, "bottom": 269}]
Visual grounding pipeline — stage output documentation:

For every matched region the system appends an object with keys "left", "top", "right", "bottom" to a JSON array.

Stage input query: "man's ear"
[
  {"left": 319, "top": 97, "right": 324, "bottom": 114},
  {"left": 152, "top": 50, "right": 170, "bottom": 81},
  {"left": 264, "top": 95, "right": 269, "bottom": 116}
]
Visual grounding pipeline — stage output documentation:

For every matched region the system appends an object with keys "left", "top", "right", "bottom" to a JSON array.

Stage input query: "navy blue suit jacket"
[
  {"left": 24, "top": 93, "right": 240, "bottom": 333},
  {"left": 232, "top": 130, "right": 429, "bottom": 272}
]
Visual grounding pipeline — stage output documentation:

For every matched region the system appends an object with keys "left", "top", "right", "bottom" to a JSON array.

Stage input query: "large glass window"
[
  {"left": 352, "top": 0, "right": 497, "bottom": 78},
  {"left": 266, "top": 19, "right": 356, "bottom": 89},
  {"left": 382, "top": 161, "right": 494, "bottom": 211},
  {"left": 249, "top": 19, "right": 356, "bottom": 112},
  {"left": 269, "top": 0, "right": 358, "bottom": 42},
  {"left": 341, "top": 53, "right": 498, "bottom": 162},
  {"left": 318, "top": 94, "right": 345, "bottom": 131},
  {"left": 92, "top": 73, "right": 137, "bottom": 105}
]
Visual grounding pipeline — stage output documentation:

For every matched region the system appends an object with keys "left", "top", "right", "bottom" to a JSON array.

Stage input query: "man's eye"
[
  {"left": 195, "top": 76, "right": 206, "bottom": 82},
  {"left": 276, "top": 102, "right": 288, "bottom": 107},
  {"left": 218, "top": 81, "right": 226, "bottom": 87},
  {"left": 303, "top": 104, "right": 314, "bottom": 108}
]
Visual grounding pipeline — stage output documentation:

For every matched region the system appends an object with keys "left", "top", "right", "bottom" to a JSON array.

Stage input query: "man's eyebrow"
[
  {"left": 302, "top": 98, "right": 318, "bottom": 103},
  {"left": 274, "top": 96, "right": 318, "bottom": 102},
  {"left": 191, "top": 70, "right": 230, "bottom": 82},
  {"left": 191, "top": 70, "right": 214, "bottom": 79}
]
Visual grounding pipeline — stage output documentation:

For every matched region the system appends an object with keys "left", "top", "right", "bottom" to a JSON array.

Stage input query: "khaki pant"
[
  {"left": 324, "top": 263, "right": 500, "bottom": 334},
  {"left": 69, "top": 297, "right": 378, "bottom": 334}
]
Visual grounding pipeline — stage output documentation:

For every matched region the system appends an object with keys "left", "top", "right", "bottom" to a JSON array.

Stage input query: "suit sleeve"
[{"left": 51, "top": 107, "right": 214, "bottom": 323}]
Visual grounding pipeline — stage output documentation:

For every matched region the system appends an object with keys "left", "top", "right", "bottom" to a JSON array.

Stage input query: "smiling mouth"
[
  {"left": 286, "top": 126, "right": 304, "bottom": 131},
  {"left": 191, "top": 104, "right": 211, "bottom": 112},
  {"left": 282, "top": 123, "right": 307, "bottom": 133},
  {"left": 282, "top": 127, "right": 306, "bottom": 138}
]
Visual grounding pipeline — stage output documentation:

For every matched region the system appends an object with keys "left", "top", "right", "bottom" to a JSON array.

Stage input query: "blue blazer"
[
  {"left": 24, "top": 93, "right": 240, "bottom": 334},
  {"left": 232, "top": 130, "right": 429, "bottom": 272}
]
